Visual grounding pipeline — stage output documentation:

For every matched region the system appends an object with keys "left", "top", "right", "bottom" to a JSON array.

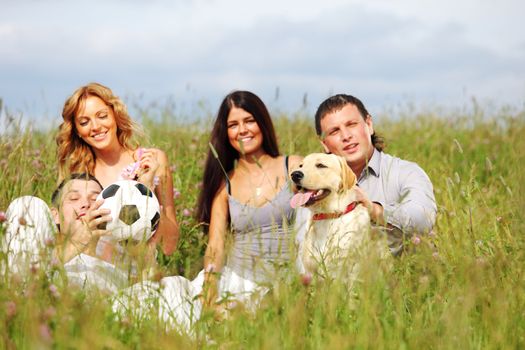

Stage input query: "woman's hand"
[
  {"left": 136, "top": 148, "right": 179, "bottom": 256},
  {"left": 133, "top": 148, "right": 160, "bottom": 189},
  {"left": 198, "top": 290, "right": 228, "bottom": 321}
]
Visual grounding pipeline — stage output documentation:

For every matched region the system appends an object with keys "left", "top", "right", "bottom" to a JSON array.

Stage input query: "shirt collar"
[{"left": 359, "top": 148, "right": 381, "bottom": 180}]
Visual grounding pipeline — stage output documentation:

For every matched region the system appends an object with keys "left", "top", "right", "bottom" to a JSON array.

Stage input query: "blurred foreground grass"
[{"left": 0, "top": 104, "right": 524, "bottom": 349}]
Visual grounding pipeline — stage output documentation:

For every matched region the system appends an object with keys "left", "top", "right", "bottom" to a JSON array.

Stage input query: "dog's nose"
[{"left": 290, "top": 171, "right": 304, "bottom": 184}]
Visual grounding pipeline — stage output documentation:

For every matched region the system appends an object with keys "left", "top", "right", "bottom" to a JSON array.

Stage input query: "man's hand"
[
  {"left": 59, "top": 200, "right": 112, "bottom": 263},
  {"left": 354, "top": 186, "right": 385, "bottom": 225},
  {"left": 71, "top": 200, "right": 112, "bottom": 254}
]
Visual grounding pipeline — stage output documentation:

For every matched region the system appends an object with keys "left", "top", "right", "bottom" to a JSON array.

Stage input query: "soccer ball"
[{"left": 97, "top": 180, "right": 161, "bottom": 241}]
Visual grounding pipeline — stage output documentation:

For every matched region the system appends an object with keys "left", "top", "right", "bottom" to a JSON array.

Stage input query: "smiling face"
[
  {"left": 320, "top": 104, "right": 374, "bottom": 177},
  {"left": 74, "top": 95, "right": 119, "bottom": 152},
  {"left": 53, "top": 179, "right": 102, "bottom": 234},
  {"left": 226, "top": 106, "right": 264, "bottom": 157}
]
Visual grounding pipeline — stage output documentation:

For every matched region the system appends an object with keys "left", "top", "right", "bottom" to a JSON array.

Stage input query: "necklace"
[
  {"left": 237, "top": 155, "right": 271, "bottom": 198},
  {"left": 252, "top": 173, "right": 266, "bottom": 197}
]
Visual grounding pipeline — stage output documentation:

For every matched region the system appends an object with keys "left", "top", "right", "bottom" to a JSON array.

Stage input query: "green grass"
[{"left": 1, "top": 103, "right": 524, "bottom": 349}]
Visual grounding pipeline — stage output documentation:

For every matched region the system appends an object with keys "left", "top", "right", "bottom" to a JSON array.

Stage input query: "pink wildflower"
[
  {"left": 120, "top": 163, "right": 137, "bottom": 180},
  {"left": 31, "top": 159, "right": 44, "bottom": 171},
  {"left": 44, "top": 237, "right": 55, "bottom": 247},
  {"left": 5, "top": 301, "right": 16, "bottom": 319},
  {"left": 120, "top": 316, "right": 131, "bottom": 327},
  {"left": 43, "top": 306, "right": 56, "bottom": 320},
  {"left": 0, "top": 211, "right": 6, "bottom": 223},
  {"left": 205, "top": 264, "right": 216, "bottom": 273},
  {"left": 227, "top": 301, "right": 239, "bottom": 309},
  {"left": 48, "top": 284, "right": 60, "bottom": 299},
  {"left": 173, "top": 189, "right": 181, "bottom": 199},
  {"left": 30, "top": 263, "right": 39, "bottom": 274},
  {"left": 39, "top": 323, "right": 53, "bottom": 343},
  {"left": 182, "top": 208, "right": 192, "bottom": 217},
  {"left": 153, "top": 176, "right": 160, "bottom": 188},
  {"left": 411, "top": 235, "right": 421, "bottom": 245},
  {"left": 50, "top": 257, "right": 61, "bottom": 268},
  {"left": 300, "top": 273, "right": 312, "bottom": 286}
]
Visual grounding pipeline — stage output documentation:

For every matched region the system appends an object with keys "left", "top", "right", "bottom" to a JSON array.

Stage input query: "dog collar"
[{"left": 312, "top": 202, "right": 358, "bottom": 221}]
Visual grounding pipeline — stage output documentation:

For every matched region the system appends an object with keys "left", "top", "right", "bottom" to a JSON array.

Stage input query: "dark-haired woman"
[
  {"left": 113, "top": 91, "right": 303, "bottom": 330},
  {"left": 193, "top": 90, "right": 302, "bottom": 312}
]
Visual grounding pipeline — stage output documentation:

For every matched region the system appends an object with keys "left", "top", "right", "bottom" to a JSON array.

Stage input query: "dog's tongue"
[{"left": 290, "top": 191, "right": 314, "bottom": 208}]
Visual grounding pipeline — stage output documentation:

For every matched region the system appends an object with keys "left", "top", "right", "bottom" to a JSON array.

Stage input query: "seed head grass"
[{"left": 0, "top": 104, "right": 523, "bottom": 348}]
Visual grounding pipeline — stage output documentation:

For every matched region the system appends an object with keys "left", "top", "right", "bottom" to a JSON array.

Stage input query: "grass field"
[{"left": 1, "top": 102, "right": 524, "bottom": 349}]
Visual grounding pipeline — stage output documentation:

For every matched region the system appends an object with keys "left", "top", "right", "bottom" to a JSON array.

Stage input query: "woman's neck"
[
  {"left": 236, "top": 152, "right": 272, "bottom": 173},
  {"left": 93, "top": 143, "right": 128, "bottom": 167}
]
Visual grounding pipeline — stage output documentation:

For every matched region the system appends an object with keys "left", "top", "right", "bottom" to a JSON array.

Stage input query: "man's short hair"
[
  {"left": 51, "top": 173, "right": 102, "bottom": 208},
  {"left": 314, "top": 94, "right": 384, "bottom": 151}
]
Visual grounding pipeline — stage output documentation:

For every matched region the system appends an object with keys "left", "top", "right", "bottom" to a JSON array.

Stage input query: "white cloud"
[{"left": 0, "top": 0, "right": 523, "bottom": 123}]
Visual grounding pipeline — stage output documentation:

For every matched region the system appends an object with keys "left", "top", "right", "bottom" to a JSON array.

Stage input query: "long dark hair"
[{"left": 195, "top": 91, "right": 280, "bottom": 231}]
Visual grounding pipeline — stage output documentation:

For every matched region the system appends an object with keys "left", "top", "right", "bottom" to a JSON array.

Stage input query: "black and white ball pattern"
[{"left": 97, "top": 180, "right": 160, "bottom": 241}]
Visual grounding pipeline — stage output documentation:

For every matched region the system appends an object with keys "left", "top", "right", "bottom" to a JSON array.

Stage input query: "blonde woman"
[{"left": 56, "top": 83, "right": 179, "bottom": 264}]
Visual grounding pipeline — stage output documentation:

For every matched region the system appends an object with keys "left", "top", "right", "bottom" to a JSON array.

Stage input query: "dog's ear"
[{"left": 338, "top": 156, "right": 357, "bottom": 192}]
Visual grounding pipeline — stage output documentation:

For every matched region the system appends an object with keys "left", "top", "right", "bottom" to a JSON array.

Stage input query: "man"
[
  {"left": 314, "top": 94, "right": 436, "bottom": 255},
  {"left": 2, "top": 174, "right": 127, "bottom": 292},
  {"left": 50, "top": 173, "right": 112, "bottom": 263}
]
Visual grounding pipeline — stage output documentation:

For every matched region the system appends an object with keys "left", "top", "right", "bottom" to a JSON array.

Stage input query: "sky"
[{"left": 1, "top": 0, "right": 524, "bottom": 127}]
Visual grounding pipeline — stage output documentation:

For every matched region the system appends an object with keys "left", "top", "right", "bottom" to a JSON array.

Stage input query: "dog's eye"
[
  {"left": 315, "top": 163, "right": 327, "bottom": 168},
  {"left": 299, "top": 164, "right": 303, "bottom": 168}
]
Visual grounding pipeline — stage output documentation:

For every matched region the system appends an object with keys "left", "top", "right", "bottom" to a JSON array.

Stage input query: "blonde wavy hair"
[{"left": 56, "top": 82, "right": 140, "bottom": 181}]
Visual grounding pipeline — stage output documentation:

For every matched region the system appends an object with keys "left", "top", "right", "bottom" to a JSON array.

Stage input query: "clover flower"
[
  {"left": 39, "top": 323, "right": 53, "bottom": 343},
  {"left": 48, "top": 284, "right": 60, "bottom": 299},
  {"left": 5, "top": 301, "right": 16, "bottom": 319}
]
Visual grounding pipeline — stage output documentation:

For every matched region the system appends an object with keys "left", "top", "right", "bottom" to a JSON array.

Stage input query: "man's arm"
[
  {"left": 356, "top": 161, "right": 436, "bottom": 255},
  {"left": 382, "top": 164, "right": 437, "bottom": 235}
]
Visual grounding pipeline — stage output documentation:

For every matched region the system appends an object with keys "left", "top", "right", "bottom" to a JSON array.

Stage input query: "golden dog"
[{"left": 290, "top": 153, "right": 383, "bottom": 284}]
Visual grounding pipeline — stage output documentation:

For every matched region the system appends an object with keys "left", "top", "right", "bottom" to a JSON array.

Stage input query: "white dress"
[{"left": 112, "top": 157, "right": 296, "bottom": 333}]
